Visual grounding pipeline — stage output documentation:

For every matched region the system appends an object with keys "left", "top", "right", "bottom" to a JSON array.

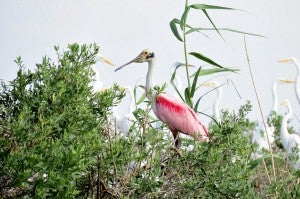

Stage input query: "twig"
[{"left": 243, "top": 36, "right": 276, "bottom": 183}]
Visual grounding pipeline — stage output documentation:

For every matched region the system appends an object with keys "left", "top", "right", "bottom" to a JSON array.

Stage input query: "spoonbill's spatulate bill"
[{"left": 115, "top": 49, "right": 209, "bottom": 148}]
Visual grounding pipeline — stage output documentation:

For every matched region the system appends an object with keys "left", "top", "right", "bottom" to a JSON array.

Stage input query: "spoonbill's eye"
[{"left": 144, "top": 51, "right": 148, "bottom": 55}]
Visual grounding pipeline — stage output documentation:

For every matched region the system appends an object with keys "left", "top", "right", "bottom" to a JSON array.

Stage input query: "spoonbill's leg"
[{"left": 169, "top": 128, "right": 181, "bottom": 149}]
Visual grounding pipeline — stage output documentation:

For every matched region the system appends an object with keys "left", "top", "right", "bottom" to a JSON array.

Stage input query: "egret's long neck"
[
  {"left": 127, "top": 88, "right": 135, "bottom": 113},
  {"left": 280, "top": 104, "right": 293, "bottom": 147},
  {"left": 214, "top": 87, "right": 222, "bottom": 122},
  {"left": 170, "top": 65, "right": 182, "bottom": 92},
  {"left": 271, "top": 80, "right": 278, "bottom": 113},
  {"left": 146, "top": 59, "right": 156, "bottom": 100},
  {"left": 294, "top": 60, "right": 300, "bottom": 104}
]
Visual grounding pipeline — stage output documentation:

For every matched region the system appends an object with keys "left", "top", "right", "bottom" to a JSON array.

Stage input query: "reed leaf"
[
  {"left": 190, "top": 67, "right": 202, "bottom": 98},
  {"left": 180, "top": 6, "right": 190, "bottom": 30},
  {"left": 184, "top": 87, "right": 192, "bottom": 108},
  {"left": 170, "top": 18, "right": 183, "bottom": 42},
  {"left": 189, "top": 52, "right": 226, "bottom": 68},
  {"left": 189, "top": 4, "right": 236, "bottom": 10},
  {"left": 186, "top": 27, "right": 265, "bottom": 37},
  {"left": 191, "top": 67, "right": 239, "bottom": 77}
]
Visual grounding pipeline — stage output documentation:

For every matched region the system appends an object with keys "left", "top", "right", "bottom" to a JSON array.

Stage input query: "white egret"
[
  {"left": 278, "top": 58, "right": 300, "bottom": 104},
  {"left": 112, "top": 86, "right": 135, "bottom": 136},
  {"left": 252, "top": 78, "right": 294, "bottom": 157},
  {"left": 91, "top": 55, "right": 114, "bottom": 92},
  {"left": 270, "top": 78, "right": 295, "bottom": 113},
  {"left": 280, "top": 99, "right": 300, "bottom": 168}
]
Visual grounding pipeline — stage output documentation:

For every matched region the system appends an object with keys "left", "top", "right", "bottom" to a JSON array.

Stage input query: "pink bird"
[{"left": 115, "top": 49, "right": 210, "bottom": 149}]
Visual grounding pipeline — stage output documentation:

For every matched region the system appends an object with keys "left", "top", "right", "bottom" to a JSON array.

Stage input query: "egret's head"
[
  {"left": 280, "top": 99, "right": 290, "bottom": 106},
  {"left": 115, "top": 49, "right": 155, "bottom": 72},
  {"left": 277, "top": 77, "right": 295, "bottom": 84},
  {"left": 278, "top": 57, "right": 297, "bottom": 64},
  {"left": 202, "top": 81, "right": 220, "bottom": 88},
  {"left": 96, "top": 54, "right": 115, "bottom": 66}
]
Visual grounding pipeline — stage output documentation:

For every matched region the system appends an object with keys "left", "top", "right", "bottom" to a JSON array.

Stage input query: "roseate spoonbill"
[
  {"left": 91, "top": 55, "right": 114, "bottom": 92},
  {"left": 278, "top": 58, "right": 300, "bottom": 104},
  {"left": 251, "top": 78, "right": 295, "bottom": 156},
  {"left": 115, "top": 49, "right": 210, "bottom": 149},
  {"left": 112, "top": 86, "right": 135, "bottom": 136},
  {"left": 280, "top": 99, "right": 300, "bottom": 168},
  {"left": 202, "top": 81, "right": 223, "bottom": 123}
]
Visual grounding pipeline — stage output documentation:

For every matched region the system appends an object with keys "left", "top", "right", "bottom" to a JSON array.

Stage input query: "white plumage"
[{"left": 280, "top": 99, "right": 300, "bottom": 169}]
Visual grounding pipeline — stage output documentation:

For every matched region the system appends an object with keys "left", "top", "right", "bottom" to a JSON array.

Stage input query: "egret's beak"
[
  {"left": 97, "top": 55, "right": 115, "bottom": 66},
  {"left": 279, "top": 79, "right": 295, "bottom": 84},
  {"left": 202, "top": 82, "right": 216, "bottom": 87},
  {"left": 278, "top": 58, "right": 293, "bottom": 63},
  {"left": 280, "top": 99, "right": 289, "bottom": 106}
]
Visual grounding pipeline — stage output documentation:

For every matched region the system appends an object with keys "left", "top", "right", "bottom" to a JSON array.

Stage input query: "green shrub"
[{"left": 0, "top": 43, "right": 124, "bottom": 198}]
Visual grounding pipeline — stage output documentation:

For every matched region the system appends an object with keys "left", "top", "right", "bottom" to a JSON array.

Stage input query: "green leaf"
[
  {"left": 189, "top": 4, "right": 237, "bottom": 40},
  {"left": 189, "top": 4, "right": 236, "bottom": 10},
  {"left": 170, "top": 18, "right": 183, "bottom": 42},
  {"left": 191, "top": 68, "right": 239, "bottom": 77},
  {"left": 189, "top": 52, "right": 225, "bottom": 68},
  {"left": 190, "top": 67, "right": 202, "bottom": 98},
  {"left": 137, "top": 92, "right": 146, "bottom": 105},
  {"left": 180, "top": 6, "right": 190, "bottom": 30},
  {"left": 184, "top": 87, "right": 192, "bottom": 108},
  {"left": 186, "top": 27, "right": 266, "bottom": 38},
  {"left": 202, "top": 9, "right": 224, "bottom": 41}
]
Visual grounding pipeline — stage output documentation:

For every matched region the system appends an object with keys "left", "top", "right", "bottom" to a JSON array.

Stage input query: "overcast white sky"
[{"left": 1, "top": 0, "right": 300, "bottom": 126}]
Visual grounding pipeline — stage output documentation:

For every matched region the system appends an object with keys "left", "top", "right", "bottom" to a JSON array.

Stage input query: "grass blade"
[
  {"left": 184, "top": 87, "right": 192, "bottom": 108},
  {"left": 191, "top": 67, "right": 202, "bottom": 98},
  {"left": 180, "top": 6, "right": 190, "bottom": 30},
  {"left": 189, "top": 4, "right": 236, "bottom": 10},
  {"left": 189, "top": 52, "right": 225, "bottom": 68},
  {"left": 186, "top": 27, "right": 265, "bottom": 38},
  {"left": 170, "top": 18, "right": 183, "bottom": 42},
  {"left": 202, "top": 9, "right": 224, "bottom": 41},
  {"left": 191, "top": 67, "right": 239, "bottom": 77}
]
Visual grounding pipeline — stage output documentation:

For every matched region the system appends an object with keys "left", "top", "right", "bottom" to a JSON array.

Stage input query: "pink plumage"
[
  {"left": 153, "top": 94, "right": 210, "bottom": 145},
  {"left": 115, "top": 49, "right": 209, "bottom": 149}
]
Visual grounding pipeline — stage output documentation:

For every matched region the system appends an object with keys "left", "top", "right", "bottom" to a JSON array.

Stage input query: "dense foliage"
[
  {"left": 1, "top": 2, "right": 300, "bottom": 197},
  {"left": 0, "top": 44, "right": 124, "bottom": 197}
]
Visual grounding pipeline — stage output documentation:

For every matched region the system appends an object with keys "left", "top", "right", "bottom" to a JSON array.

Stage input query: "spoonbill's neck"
[{"left": 146, "top": 59, "right": 156, "bottom": 100}]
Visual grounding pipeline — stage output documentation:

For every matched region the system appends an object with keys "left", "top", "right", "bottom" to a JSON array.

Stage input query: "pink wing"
[{"left": 152, "top": 94, "right": 209, "bottom": 139}]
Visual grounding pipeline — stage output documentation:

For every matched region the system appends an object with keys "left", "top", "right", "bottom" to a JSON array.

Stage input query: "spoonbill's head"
[{"left": 115, "top": 49, "right": 155, "bottom": 72}]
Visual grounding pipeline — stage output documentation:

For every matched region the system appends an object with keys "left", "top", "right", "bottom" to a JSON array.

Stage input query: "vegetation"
[{"left": 1, "top": 1, "right": 300, "bottom": 198}]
